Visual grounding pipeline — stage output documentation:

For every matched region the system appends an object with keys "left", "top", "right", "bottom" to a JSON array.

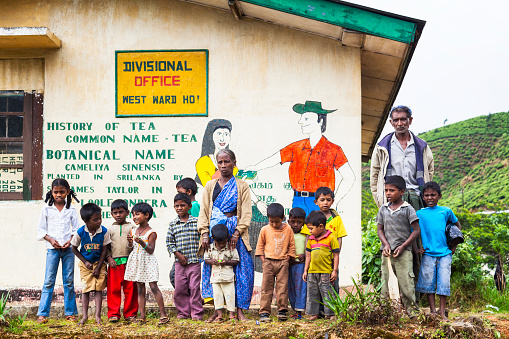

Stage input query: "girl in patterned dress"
[{"left": 124, "top": 203, "right": 168, "bottom": 325}]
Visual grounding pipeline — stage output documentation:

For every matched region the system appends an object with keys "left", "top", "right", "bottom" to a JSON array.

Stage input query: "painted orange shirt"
[{"left": 279, "top": 136, "right": 348, "bottom": 192}]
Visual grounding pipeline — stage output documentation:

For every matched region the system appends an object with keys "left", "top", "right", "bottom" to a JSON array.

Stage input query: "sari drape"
[{"left": 201, "top": 177, "right": 254, "bottom": 310}]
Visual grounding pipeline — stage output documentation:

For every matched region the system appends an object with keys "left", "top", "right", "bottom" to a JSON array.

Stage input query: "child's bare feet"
[
  {"left": 205, "top": 310, "right": 219, "bottom": 323},
  {"left": 78, "top": 316, "right": 88, "bottom": 325},
  {"left": 307, "top": 315, "right": 318, "bottom": 321},
  {"left": 95, "top": 316, "right": 102, "bottom": 325},
  {"left": 237, "top": 308, "right": 249, "bottom": 321},
  {"left": 439, "top": 311, "right": 448, "bottom": 321}
]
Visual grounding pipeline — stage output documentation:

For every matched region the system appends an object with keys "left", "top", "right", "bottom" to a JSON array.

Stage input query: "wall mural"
[{"left": 247, "top": 101, "right": 355, "bottom": 215}]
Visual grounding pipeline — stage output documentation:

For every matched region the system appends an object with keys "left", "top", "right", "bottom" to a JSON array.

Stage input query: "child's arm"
[
  {"left": 174, "top": 251, "right": 188, "bottom": 266},
  {"left": 106, "top": 244, "right": 117, "bottom": 268},
  {"left": 62, "top": 209, "right": 80, "bottom": 249},
  {"left": 44, "top": 235, "right": 62, "bottom": 249},
  {"left": 205, "top": 258, "right": 218, "bottom": 265},
  {"left": 93, "top": 243, "right": 108, "bottom": 278},
  {"left": 222, "top": 259, "right": 239, "bottom": 266},
  {"left": 137, "top": 232, "right": 157, "bottom": 255},
  {"left": 337, "top": 237, "right": 343, "bottom": 254},
  {"left": 393, "top": 220, "right": 421, "bottom": 258},
  {"left": 302, "top": 250, "right": 310, "bottom": 282},
  {"left": 330, "top": 252, "right": 339, "bottom": 282},
  {"left": 377, "top": 223, "right": 391, "bottom": 257},
  {"left": 287, "top": 230, "right": 296, "bottom": 262},
  {"left": 254, "top": 228, "right": 266, "bottom": 262},
  {"left": 72, "top": 245, "right": 93, "bottom": 270}
]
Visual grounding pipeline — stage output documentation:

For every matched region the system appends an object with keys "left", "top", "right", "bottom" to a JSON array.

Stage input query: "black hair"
[
  {"left": 305, "top": 210, "right": 326, "bottom": 227},
  {"left": 390, "top": 105, "right": 412, "bottom": 119},
  {"left": 317, "top": 114, "right": 327, "bottom": 133},
  {"left": 80, "top": 203, "right": 102, "bottom": 222},
  {"left": 216, "top": 149, "right": 236, "bottom": 163},
  {"left": 385, "top": 175, "right": 406, "bottom": 191},
  {"left": 315, "top": 186, "right": 334, "bottom": 200},
  {"left": 267, "top": 202, "right": 285, "bottom": 218},
  {"left": 289, "top": 207, "right": 306, "bottom": 219},
  {"left": 132, "top": 202, "right": 153, "bottom": 221},
  {"left": 196, "top": 119, "right": 233, "bottom": 185},
  {"left": 111, "top": 199, "right": 128, "bottom": 212},
  {"left": 176, "top": 177, "right": 198, "bottom": 196},
  {"left": 174, "top": 192, "right": 192, "bottom": 206},
  {"left": 211, "top": 224, "right": 229, "bottom": 242},
  {"left": 45, "top": 178, "right": 80, "bottom": 209},
  {"left": 423, "top": 181, "right": 442, "bottom": 195}
]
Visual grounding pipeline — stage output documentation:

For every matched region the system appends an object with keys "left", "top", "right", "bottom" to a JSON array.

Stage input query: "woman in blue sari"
[{"left": 197, "top": 149, "right": 254, "bottom": 321}]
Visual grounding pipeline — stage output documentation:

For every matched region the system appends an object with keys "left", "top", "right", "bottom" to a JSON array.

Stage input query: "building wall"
[{"left": 0, "top": 0, "right": 362, "bottom": 290}]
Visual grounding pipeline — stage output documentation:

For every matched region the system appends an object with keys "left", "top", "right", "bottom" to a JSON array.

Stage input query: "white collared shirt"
[
  {"left": 388, "top": 133, "right": 420, "bottom": 193},
  {"left": 37, "top": 204, "right": 81, "bottom": 249}
]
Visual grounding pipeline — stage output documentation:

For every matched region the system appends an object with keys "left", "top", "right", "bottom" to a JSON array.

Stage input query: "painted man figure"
[
  {"left": 370, "top": 105, "right": 434, "bottom": 301},
  {"left": 248, "top": 101, "right": 355, "bottom": 215}
]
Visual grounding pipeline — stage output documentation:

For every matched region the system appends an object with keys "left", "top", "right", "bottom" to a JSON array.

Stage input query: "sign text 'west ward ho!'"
[{"left": 116, "top": 50, "right": 208, "bottom": 117}]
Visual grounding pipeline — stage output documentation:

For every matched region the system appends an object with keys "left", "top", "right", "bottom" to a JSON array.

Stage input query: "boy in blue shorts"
[
  {"left": 377, "top": 175, "right": 421, "bottom": 317},
  {"left": 301, "top": 186, "right": 347, "bottom": 291},
  {"left": 416, "top": 181, "right": 461, "bottom": 320}
]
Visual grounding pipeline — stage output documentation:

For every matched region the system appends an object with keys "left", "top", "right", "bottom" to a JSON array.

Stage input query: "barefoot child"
[
  {"left": 302, "top": 210, "right": 340, "bottom": 320},
  {"left": 256, "top": 203, "right": 296, "bottom": 322},
  {"left": 71, "top": 203, "right": 111, "bottom": 325},
  {"left": 170, "top": 178, "right": 201, "bottom": 288},
  {"left": 124, "top": 203, "right": 168, "bottom": 325},
  {"left": 376, "top": 175, "right": 421, "bottom": 317},
  {"left": 288, "top": 207, "right": 307, "bottom": 319},
  {"left": 166, "top": 193, "right": 203, "bottom": 320},
  {"left": 36, "top": 178, "right": 80, "bottom": 323},
  {"left": 204, "top": 224, "right": 239, "bottom": 322},
  {"left": 106, "top": 199, "right": 138, "bottom": 322},
  {"left": 416, "top": 181, "right": 461, "bottom": 320}
]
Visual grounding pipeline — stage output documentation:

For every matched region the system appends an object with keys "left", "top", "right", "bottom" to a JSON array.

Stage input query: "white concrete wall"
[{"left": 0, "top": 0, "right": 361, "bottom": 290}]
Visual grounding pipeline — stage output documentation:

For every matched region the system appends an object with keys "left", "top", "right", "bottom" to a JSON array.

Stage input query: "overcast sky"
[{"left": 348, "top": 0, "right": 509, "bottom": 136}]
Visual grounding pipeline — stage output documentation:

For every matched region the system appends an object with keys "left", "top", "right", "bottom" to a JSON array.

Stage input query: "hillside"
[{"left": 362, "top": 111, "right": 509, "bottom": 212}]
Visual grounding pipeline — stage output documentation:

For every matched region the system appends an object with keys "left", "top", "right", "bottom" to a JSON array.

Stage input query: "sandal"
[
  {"left": 229, "top": 316, "right": 237, "bottom": 321},
  {"left": 66, "top": 315, "right": 76, "bottom": 322},
  {"left": 108, "top": 316, "right": 119, "bottom": 323},
  {"left": 37, "top": 316, "right": 48, "bottom": 324},
  {"left": 212, "top": 317, "right": 224, "bottom": 323},
  {"left": 133, "top": 318, "right": 147, "bottom": 324},
  {"left": 125, "top": 316, "right": 136, "bottom": 323},
  {"left": 290, "top": 314, "right": 302, "bottom": 320},
  {"left": 157, "top": 317, "right": 169, "bottom": 326}
]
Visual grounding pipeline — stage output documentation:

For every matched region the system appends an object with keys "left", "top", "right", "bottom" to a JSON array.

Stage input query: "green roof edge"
[{"left": 242, "top": 0, "right": 417, "bottom": 44}]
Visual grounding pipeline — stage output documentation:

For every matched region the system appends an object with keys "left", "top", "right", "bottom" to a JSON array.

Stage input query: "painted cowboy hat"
[{"left": 292, "top": 101, "right": 336, "bottom": 114}]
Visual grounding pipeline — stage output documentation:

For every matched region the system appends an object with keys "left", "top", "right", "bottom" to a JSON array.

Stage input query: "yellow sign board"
[{"left": 116, "top": 50, "right": 208, "bottom": 117}]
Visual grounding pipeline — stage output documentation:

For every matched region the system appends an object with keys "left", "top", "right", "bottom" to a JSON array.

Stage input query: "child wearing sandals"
[
  {"left": 124, "top": 202, "right": 168, "bottom": 325},
  {"left": 204, "top": 224, "right": 239, "bottom": 323}
]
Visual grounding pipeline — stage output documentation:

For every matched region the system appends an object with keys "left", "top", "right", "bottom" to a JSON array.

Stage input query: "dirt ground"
[{"left": 1, "top": 312, "right": 508, "bottom": 339}]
